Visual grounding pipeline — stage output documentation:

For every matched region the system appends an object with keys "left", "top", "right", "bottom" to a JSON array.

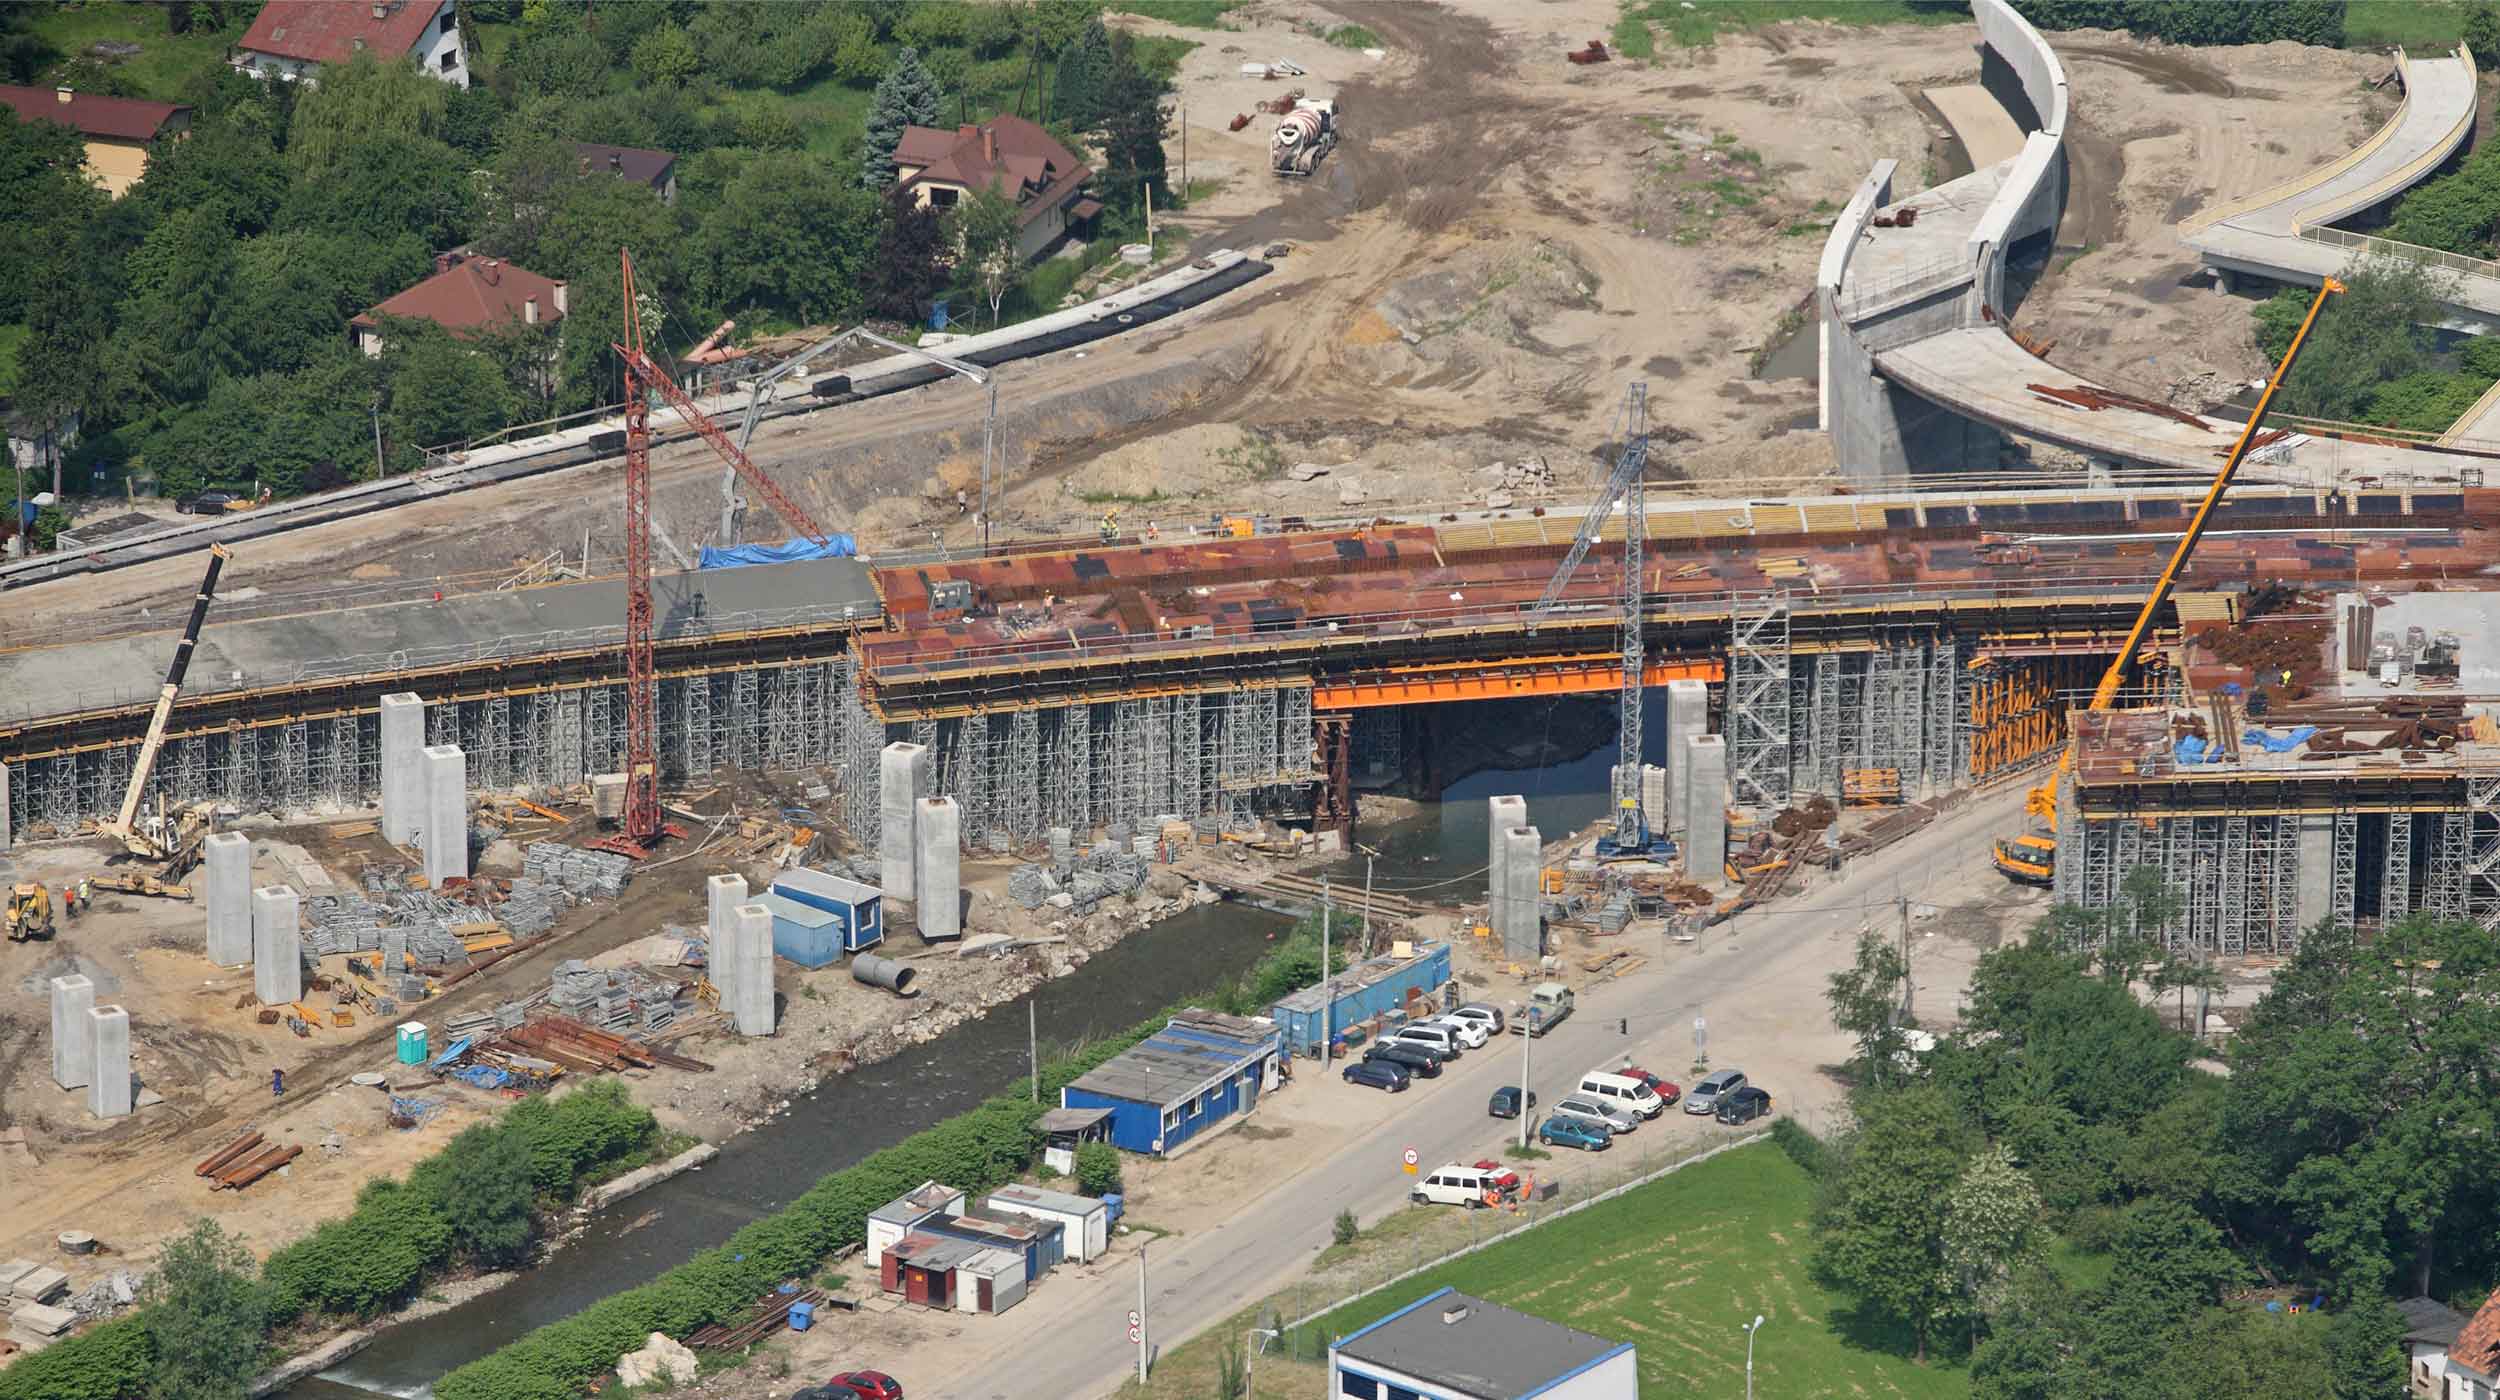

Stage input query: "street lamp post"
[{"left": 1745, "top": 1314, "right": 1766, "bottom": 1400}]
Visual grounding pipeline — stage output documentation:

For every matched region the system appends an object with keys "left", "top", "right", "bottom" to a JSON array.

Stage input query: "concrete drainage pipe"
[{"left": 852, "top": 953, "right": 916, "bottom": 995}]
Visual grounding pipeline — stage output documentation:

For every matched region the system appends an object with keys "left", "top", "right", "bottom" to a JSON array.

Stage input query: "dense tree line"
[
  {"left": 0, "top": 0, "right": 1177, "bottom": 508},
  {"left": 1797, "top": 895, "right": 2498, "bottom": 1398},
  {"left": 2012, "top": 1, "right": 2346, "bottom": 47},
  {"left": 2250, "top": 255, "right": 2500, "bottom": 432}
]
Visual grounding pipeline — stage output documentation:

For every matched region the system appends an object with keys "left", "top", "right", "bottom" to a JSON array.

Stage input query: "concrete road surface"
[{"left": 929, "top": 789, "right": 2034, "bottom": 1399}]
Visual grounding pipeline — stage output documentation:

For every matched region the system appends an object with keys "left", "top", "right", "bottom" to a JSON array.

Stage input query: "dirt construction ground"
[{"left": 1, "top": 0, "right": 2399, "bottom": 642}]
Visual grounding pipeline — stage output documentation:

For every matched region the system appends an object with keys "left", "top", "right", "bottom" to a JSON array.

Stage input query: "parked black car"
[
  {"left": 1343, "top": 1058, "right": 1411, "bottom": 1092},
  {"left": 1488, "top": 1085, "right": 1538, "bottom": 1119},
  {"left": 1363, "top": 1042, "right": 1443, "bottom": 1079},
  {"left": 1715, "top": 1086, "right": 1773, "bottom": 1125},
  {"left": 176, "top": 490, "right": 238, "bottom": 514}
]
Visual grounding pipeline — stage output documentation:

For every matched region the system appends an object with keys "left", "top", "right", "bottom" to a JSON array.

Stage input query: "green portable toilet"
[{"left": 397, "top": 1022, "right": 428, "bottom": 1065}]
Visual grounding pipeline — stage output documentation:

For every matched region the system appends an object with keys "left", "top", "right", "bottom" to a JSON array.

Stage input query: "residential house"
[
  {"left": 1330, "top": 1288, "right": 1637, "bottom": 1400},
  {"left": 574, "top": 142, "right": 677, "bottom": 204},
  {"left": 2445, "top": 1291, "right": 2500, "bottom": 1400},
  {"left": 892, "top": 115, "right": 1100, "bottom": 263},
  {"left": 1058, "top": 1009, "right": 1283, "bottom": 1157},
  {"left": 0, "top": 86, "right": 190, "bottom": 197},
  {"left": 232, "top": 0, "right": 469, "bottom": 88},
  {"left": 2403, "top": 1295, "right": 2471, "bottom": 1398},
  {"left": 351, "top": 253, "right": 566, "bottom": 361}
]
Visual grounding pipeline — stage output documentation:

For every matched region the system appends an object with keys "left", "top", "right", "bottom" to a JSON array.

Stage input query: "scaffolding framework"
[{"left": 1728, "top": 596, "right": 1792, "bottom": 810}]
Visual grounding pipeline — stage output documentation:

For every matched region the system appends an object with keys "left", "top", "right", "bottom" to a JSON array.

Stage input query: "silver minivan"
[
  {"left": 1683, "top": 1068, "right": 1748, "bottom": 1115},
  {"left": 1391, "top": 1023, "right": 1462, "bottom": 1059},
  {"left": 1551, "top": 1093, "right": 1639, "bottom": 1134}
]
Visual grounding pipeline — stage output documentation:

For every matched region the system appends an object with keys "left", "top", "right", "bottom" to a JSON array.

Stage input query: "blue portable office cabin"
[
  {"left": 1059, "top": 1009, "right": 1284, "bottom": 1156},
  {"left": 921, "top": 1210, "right": 1063, "bottom": 1282},
  {"left": 766, "top": 869, "right": 882, "bottom": 966},
  {"left": 1269, "top": 941, "right": 1454, "bottom": 1055}
]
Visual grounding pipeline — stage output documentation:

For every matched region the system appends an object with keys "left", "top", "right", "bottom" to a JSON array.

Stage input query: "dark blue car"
[
  {"left": 1488, "top": 1085, "right": 1538, "bottom": 1119},
  {"left": 1536, "top": 1113, "right": 1613, "bottom": 1152},
  {"left": 1343, "top": 1058, "right": 1411, "bottom": 1092}
]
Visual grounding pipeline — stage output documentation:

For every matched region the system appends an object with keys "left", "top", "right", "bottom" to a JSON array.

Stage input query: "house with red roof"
[
  {"left": 232, "top": 0, "right": 469, "bottom": 89},
  {"left": 893, "top": 115, "right": 1100, "bottom": 263},
  {"left": 0, "top": 85, "right": 190, "bottom": 197},
  {"left": 351, "top": 253, "right": 565, "bottom": 372},
  {"left": 2443, "top": 1291, "right": 2500, "bottom": 1400}
]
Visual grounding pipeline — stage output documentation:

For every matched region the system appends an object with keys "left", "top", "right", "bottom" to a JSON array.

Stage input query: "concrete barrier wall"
[
  {"left": 1964, "top": 0, "right": 2069, "bottom": 310},
  {"left": 1817, "top": 160, "right": 1900, "bottom": 433},
  {"left": 1973, "top": 0, "right": 2067, "bottom": 139}
]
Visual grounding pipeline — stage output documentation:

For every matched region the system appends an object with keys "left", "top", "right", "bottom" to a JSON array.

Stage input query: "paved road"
[{"left": 938, "top": 789, "right": 2032, "bottom": 1399}]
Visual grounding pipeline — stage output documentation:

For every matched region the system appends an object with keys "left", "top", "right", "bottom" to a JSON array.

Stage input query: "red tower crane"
[{"left": 600, "top": 249, "right": 836, "bottom": 852}]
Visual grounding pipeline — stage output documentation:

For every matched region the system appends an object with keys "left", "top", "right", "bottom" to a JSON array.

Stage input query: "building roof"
[
  {"left": 2400, "top": 1295, "right": 2471, "bottom": 1348},
  {"left": 0, "top": 85, "right": 188, "bottom": 142},
  {"left": 574, "top": 142, "right": 675, "bottom": 188},
  {"left": 1033, "top": 1106, "right": 1113, "bottom": 1135},
  {"left": 351, "top": 255, "right": 564, "bottom": 336},
  {"left": 887, "top": 1232, "right": 985, "bottom": 1272},
  {"left": 1273, "top": 942, "right": 1448, "bottom": 1015},
  {"left": 1334, "top": 1288, "right": 1632, "bottom": 1400},
  {"left": 755, "top": 891, "right": 836, "bottom": 928},
  {"left": 1064, "top": 1009, "right": 1278, "bottom": 1109},
  {"left": 869, "top": 1180, "right": 963, "bottom": 1227},
  {"left": 2452, "top": 1290, "right": 2500, "bottom": 1378},
  {"left": 239, "top": 0, "right": 444, "bottom": 66},
  {"left": 773, "top": 868, "right": 880, "bottom": 906},
  {"left": 893, "top": 115, "right": 1091, "bottom": 228},
  {"left": 956, "top": 1246, "right": 1025, "bottom": 1278},
  {"left": 924, "top": 1212, "right": 1050, "bottom": 1247},
  {"left": 989, "top": 1183, "right": 1107, "bottom": 1217}
]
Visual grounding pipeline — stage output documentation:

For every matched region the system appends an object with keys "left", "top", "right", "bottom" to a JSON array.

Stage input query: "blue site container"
[
  {"left": 788, "top": 1301, "right": 815, "bottom": 1331},
  {"left": 1101, "top": 1193, "right": 1125, "bottom": 1224}
]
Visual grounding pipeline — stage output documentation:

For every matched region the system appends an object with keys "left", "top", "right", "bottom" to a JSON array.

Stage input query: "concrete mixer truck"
[{"left": 1271, "top": 97, "right": 1339, "bottom": 177}]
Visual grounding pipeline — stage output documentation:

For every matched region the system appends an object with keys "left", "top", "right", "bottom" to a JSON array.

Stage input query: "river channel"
[{"left": 293, "top": 900, "right": 1290, "bottom": 1399}]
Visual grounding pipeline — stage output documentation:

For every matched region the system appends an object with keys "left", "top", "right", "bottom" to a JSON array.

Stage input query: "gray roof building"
[{"left": 1332, "top": 1288, "right": 1635, "bottom": 1400}]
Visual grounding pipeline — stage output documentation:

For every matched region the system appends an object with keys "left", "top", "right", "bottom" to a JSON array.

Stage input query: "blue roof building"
[
  {"left": 1332, "top": 1288, "right": 1636, "bottom": 1400},
  {"left": 1059, "top": 1009, "right": 1284, "bottom": 1156},
  {"left": 1270, "top": 941, "right": 1453, "bottom": 1055}
]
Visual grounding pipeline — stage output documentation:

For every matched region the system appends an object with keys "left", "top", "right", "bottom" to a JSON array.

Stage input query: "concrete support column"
[
  {"left": 917, "top": 797, "right": 962, "bottom": 941},
  {"left": 85, "top": 1005, "right": 131, "bottom": 1119},
  {"left": 710, "top": 896, "right": 745, "bottom": 1017},
  {"left": 1487, "top": 795, "right": 1526, "bottom": 884},
  {"left": 1497, "top": 825, "right": 1543, "bottom": 963},
  {"left": 0, "top": 760, "right": 12, "bottom": 851},
  {"left": 203, "top": 830, "right": 252, "bottom": 967},
  {"left": 379, "top": 693, "right": 426, "bottom": 845},
  {"left": 252, "top": 885, "right": 303, "bottom": 1006},
  {"left": 880, "top": 742, "right": 930, "bottom": 906},
  {"left": 730, "top": 902, "right": 776, "bottom": 1036},
  {"left": 49, "top": 974, "right": 94, "bottom": 1090},
  {"left": 420, "top": 744, "right": 467, "bottom": 885},
  {"left": 706, "top": 873, "right": 748, "bottom": 940},
  {"left": 1684, "top": 734, "right": 1729, "bottom": 887},
  {"left": 1663, "top": 680, "right": 1708, "bottom": 835},
  {"left": 2296, "top": 814, "right": 2335, "bottom": 932}
]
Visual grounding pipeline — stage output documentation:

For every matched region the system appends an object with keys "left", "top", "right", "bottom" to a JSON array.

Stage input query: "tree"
[
  {"left": 1826, "top": 928, "right": 1912, "bottom": 1091},
  {"left": 1094, "top": 31, "right": 1173, "bottom": 217},
  {"left": 1813, "top": 1085, "right": 1971, "bottom": 1361},
  {"left": 1940, "top": 1145, "right": 2045, "bottom": 1343},
  {"left": 382, "top": 326, "right": 517, "bottom": 467},
  {"left": 868, "top": 189, "right": 948, "bottom": 321},
  {"left": 860, "top": 45, "right": 943, "bottom": 189},
  {"left": 2327, "top": 1296, "right": 2409, "bottom": 1400},
  {"left": 2265, "top": 256, "right": 2451, "bottom": 422},
  {"left": 629, "top": 21, "right": 698, "bottom": 88},
  {"left": 2151, "top": 1307, "right": 2335, "bottom": 1400},
  {"left": 141, "top": 1219, "right": 267, "bottom": 1400},
  {"left": 1074, "top": 1141, "right": 1123, "bottom": 1196},
  {"left": 433, "top": 1123, "right": 539, "bottom": 1266},
  {"left": 279, "top": 133, "right": 475, "bottom": 251},
  {"left": 691, "top": 153, "right": 883, "bottom": 323},
  {"left": 16, "top": 216, "right": 113, "bottom": 498},
  {"left": 949, "top": 186, "right": 1026, "bottom": 327},
  {"left": 1216, "top": 1339, "right": 1249, "bottom": 1400},
  {"left": 285, "top": 51, "right": 448, "bottom": 174},
  {"left": 2470, "top": 5, "right": 2500, "bottom": 69},
  {"left": 1053, "top": 15, "right": 1112, "bottom": 129}
]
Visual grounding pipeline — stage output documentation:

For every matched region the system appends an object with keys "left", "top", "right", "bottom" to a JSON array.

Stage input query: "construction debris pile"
[
  {"left": 1007, "top": 848, "right": 1152, "bottom": 912},
  {"left": 304, "top": 860, "right": 605, "bottom": 964},
  {"left": 521, "top": 842, "right": 635, "bottom": 898}
]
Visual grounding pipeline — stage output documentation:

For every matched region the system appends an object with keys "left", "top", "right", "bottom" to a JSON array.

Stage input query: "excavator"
[
  {"left": 96, "top": 545, "right": 230, "bottom": 869},
  {"left": 1993, "top": 277, "right": 2344, "bottom": 885},
  {"left": 6, "top": 884, "right": 55, "bottom": 942}
]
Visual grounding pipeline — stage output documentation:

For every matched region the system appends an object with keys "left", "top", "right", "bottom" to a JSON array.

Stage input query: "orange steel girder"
[{"left": 1314, "top": 655, "right": 1723, "bottom": 710}]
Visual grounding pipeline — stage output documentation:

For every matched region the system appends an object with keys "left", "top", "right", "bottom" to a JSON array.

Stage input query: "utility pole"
[
  {"left": 1028, "top": 997, "right": 1039, "bottom": 1101},
  {"left": 1360, "top": 845, "right": 1376, "bottom": 957},
  {"left": 1320, "top": 876, "right": 1333, "bottom": 1062},
  {"left": 1517, "top": 1002, "right": 1533, "bottom": 1150},
  {"left": 1136, "top": 1239, "right": 1151, "bottom": 1381},
  {"left": 371, "top": 395, "right": 387, "bottom": 478},
  {"left": 1897, "top": 892, "right": 1913, "bottom": 1021},
  {"left": 1745, "top": 1315, "right": 1766, "bottom": 1400}
]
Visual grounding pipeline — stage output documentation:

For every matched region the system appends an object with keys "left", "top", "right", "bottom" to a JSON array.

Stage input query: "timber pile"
[
  {"left": 194, "top": 1130, "right": 264, "bottom": 1178},
  {"left": 211, "top": 1143, "right": 302, "bottom": 1191},
  {"left": 499, "top": 1015, "right": 713, "bottom": 1074},
  {"left": 685, "top": 1286, "right": 830, "bottom": 1350}
]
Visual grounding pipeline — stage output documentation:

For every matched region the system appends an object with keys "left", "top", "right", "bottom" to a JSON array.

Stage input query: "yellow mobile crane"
[
  {"left": 97, "top": 545, "right": 231, "bottom": 861},
  {"left": 1993, "top": 277, "right": 2344, "bottom": 885}
]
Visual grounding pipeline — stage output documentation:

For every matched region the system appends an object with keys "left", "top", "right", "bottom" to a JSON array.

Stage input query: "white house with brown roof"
[
  {"left": 2446, "top": 1291, "right": 2500, "bottom": 1400},
  {"left": 893, "top": 115, "right": 1099, "bottom": 263},
  {"left": 574, "top": 142, "right": 677, "bottom": 204},
  {"left": 233, "top": 0, "right": 469, "bottom": 88},
  {"left": 0, "top": 85, "right": 190, "bottom": 197},
  {"left": 351, "top": 253, "right": 565, "bottom": 359}
]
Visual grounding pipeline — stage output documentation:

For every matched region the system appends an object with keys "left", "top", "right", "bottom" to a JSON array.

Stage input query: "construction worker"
[
  {"left": 76, "top": 877, "right": 90, "bottom": 910},
  {"left": 61, "top": 884, "right": 79, "bottom": 920},
  {"left": 272, "top": 1068, "right": 285, "bottom": 1098}
]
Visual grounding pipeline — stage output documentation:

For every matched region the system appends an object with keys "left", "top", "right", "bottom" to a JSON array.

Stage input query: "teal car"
[{"left": 1537, "top": 1113, "right": 1613, "bottom": 1152}]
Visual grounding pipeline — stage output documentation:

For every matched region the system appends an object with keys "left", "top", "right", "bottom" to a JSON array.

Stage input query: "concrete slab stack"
[
  {"left": 1684, "top": 734, "right": 1729, "bottom": 887},
  {"left": 420, "top": 745, "right": 468, "bottom": 885},
  {"left": 85, "top": 1006, "right": 131, "bottom": 1119},
  {"left": 48, "top": 975, "right": 94, "bottom": 1090},
  {"left": 729, "top": 902, "right": 775, "bottom": 1035},
  {"left": 916, "top": 797, "right": 961, "bottom": 940},
  {"left": 706, "top": 873, "right": 748, "bottom": 941},
  {"left": 1663, "top": 680, "right": 1708, "bottom": 834},
  {"left": 378, "top": 693, "right": 426, "bottom": 845},
  {"left": 252, "top": 885, "right": 303, "bottom": 1006},
  {"left": 203, "top": 830, "right": 252, "bottom": 967},
  {"left": 880, "top": 743, "right": 930, "bottom": 906},
  {"left": 1487, "top": 795, "right": 1526, "bottom": 881},
  {"left": 1495, "top": 825, "right": 1543, "bottom": 963}
]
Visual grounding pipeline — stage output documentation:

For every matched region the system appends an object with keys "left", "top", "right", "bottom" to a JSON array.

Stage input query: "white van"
[
  {"left": 1412, "top": 1163, "right": 1502, "bottom": 1208},
  {"left": 1577, "top": 1071, "right": 1665, "bottom": 1120},
  {"left": 1390, "top": 1023, "right": 1462, "bottom": 1058}
]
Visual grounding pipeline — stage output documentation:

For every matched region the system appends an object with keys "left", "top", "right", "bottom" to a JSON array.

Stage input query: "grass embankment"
[{"left": 1614, "top": 0, "right": 1965, "bottom": 57}]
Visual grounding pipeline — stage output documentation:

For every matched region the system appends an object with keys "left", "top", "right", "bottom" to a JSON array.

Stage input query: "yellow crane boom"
[{"left": 1994, "top": 277, "right": 2344, "bottom": 885}]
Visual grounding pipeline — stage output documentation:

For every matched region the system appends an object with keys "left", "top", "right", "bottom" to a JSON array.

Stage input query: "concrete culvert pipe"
[{"left": 852, "top": 953, "right": 916, "bottom": 995}]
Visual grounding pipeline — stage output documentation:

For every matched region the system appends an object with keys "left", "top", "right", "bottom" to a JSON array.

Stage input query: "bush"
[
  {"left": 0, "top": 1315, "right": 153, "bottom": 1400},
  {"left": 1332, "top": 1208, "right": 1359, "bottom": 1247},
  {"left": 1075, "top": 1141, "right": 1125, "bottom": 1198},
  {"left": 2015, "top": 1, "right": 2345, "bottom": 48},
  {"left": 1770, "top": 1116, "right": 1829, "bottom": 1177}
]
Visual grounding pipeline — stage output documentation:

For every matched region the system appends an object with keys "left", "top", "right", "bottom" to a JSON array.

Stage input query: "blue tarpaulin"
[
  {"left": 2242, "top": 725, "right": 2319, "bottom": 753},
  {"left": 2175, "top": 736, "right": 2219, "bottom": 766},
  {"left": 697, "top": 535, "right": 856, "bottom": 569}
]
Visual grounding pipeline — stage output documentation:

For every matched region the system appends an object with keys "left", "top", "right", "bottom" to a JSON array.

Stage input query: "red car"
[
  {"left": 830, "top": 1373, "right": 903, "bottom": 1400},
  {"left": 1621, "top": 1068, "right": 1681, "bottom": 1106},
  {"left": 1469, "top": 1159, "right": 1524, "bottom": 1200}
]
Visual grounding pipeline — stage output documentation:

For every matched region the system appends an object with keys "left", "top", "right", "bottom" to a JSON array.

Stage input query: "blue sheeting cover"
[
  {"left": 2175, "top": 736, "right": 2216, "bottom": 766},
  {"left": 2241, "top": 725, "right": 2319, "bottom": 753},
  {"left": 697, "top": 535, "right": 857, "bottom": 569}
]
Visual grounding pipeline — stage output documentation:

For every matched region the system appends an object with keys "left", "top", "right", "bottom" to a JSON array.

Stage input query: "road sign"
[
  {"left": 1402, "top": 1146, "right": 1418, "bottom": 1174},
  {"left": 1128, "top": 1309, "right": 1142, "bottom": 1343}
]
